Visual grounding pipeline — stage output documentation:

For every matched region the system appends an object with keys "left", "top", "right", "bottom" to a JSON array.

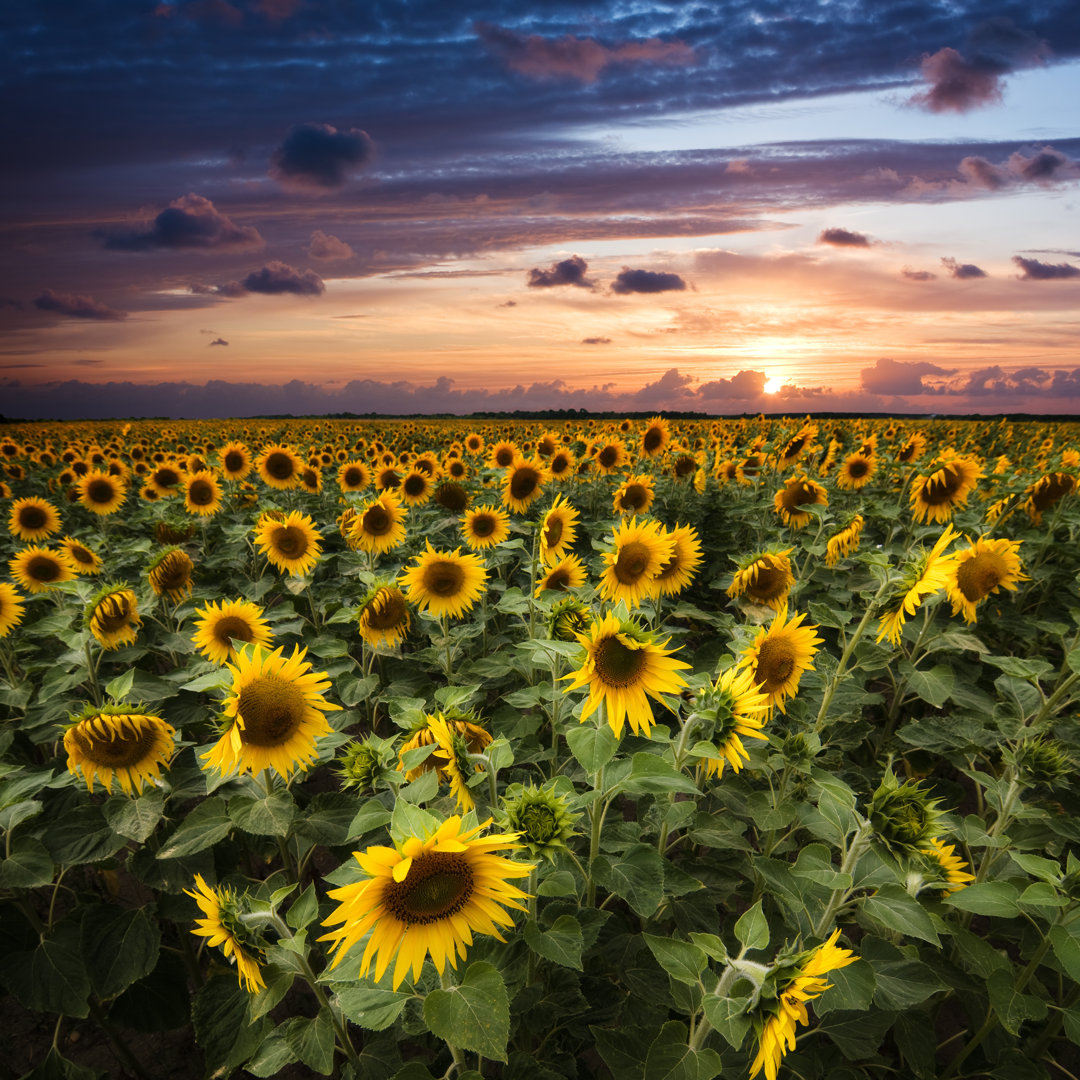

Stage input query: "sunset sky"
[{"left": 2, "top": 1, "right": 1079, "bottom": 418}]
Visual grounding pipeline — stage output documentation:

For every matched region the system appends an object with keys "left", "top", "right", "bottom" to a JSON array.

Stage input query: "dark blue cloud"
[
  {"left": 241, "top": 261, "right": 324, "bottom": 295},
  {"left": 101, "top": 193, "right": 264, "bottom": 252},
  {"left": 942, "top": 256, "right": 987, "bottom": 279},
  {"left": 1012, "top": 255, "right": 1080, "bottom": 280},
  {"left": 270, "top": 123, "right": 375, "bottom": 192},
  {"left": 611, "top": 268, "right": 687, "bottom": 294},
  {"left": 527, "top": 256, "right": 592, "bottom": 288},
  {"left": 32, "top": 289, "right": 128, "bottom": 321}
]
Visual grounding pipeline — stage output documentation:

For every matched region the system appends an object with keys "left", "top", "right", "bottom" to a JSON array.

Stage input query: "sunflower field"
[{"left": 1, "top": 415, "right": 1079, "bottom": 1080}]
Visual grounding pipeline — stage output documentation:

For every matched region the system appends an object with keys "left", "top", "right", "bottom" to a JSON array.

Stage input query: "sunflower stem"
[
  {"left": 442, "top": 615, "right": 453, "bottom": 681},
  {"left": 82, "top": 639, "right": 103, "bottom": 707},
  {"left": 0, "top": 641, "right": 20, "bottom": 686},
  {"left": 812, "top": 822, "right": 871, "bottom": 938},
  {"left": 527, "top": 522, "right": 539, "bottom": 640},
  {"left": 586, "top": 764, "right": 606, "bottom": 907}
]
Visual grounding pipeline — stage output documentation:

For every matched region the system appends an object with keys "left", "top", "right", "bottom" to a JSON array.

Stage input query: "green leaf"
[
  {"left": 701, "top": 994, "right": 752, "bottom": 1050},
  {"left": 984, "top": 654, "right": 1054, "bottom": 680},
  {"left": 858, "top": 884, "right": 940, "bottom": 944},
  {"left": 0, "top": 797, "right": 43, "bottom": 832},
  {"left": 399, "top": 768, "right": 439, "bottom": 805},
  {"left": 287, "top": 883, "right": 320, "bottom": 931},
  {"left": 871, "top": 959, "right": 947, "bottom": 1011},
  {"left": 18, "top": 1048, "right": 101, "bottom": 1080},
  {"left": 285, "top": 1011, "right": 336, "bottom": 1075},
  {"left": 423, "top": 961, "right": 510, "bottom": 1063},
  {"left": 245, "top": 1031, "right": 298, "bottom": 1077},
  {"left": 986, "top": 968, "right": 1048, "bottom": 1035},
  {"left": 180, "top": 670, "right": 228, "bottom": 692},
  {"left": 228, "top": 790, "right": 296, "bottom": 837},
  {"left": 390, "top": 800, "right": 438, "bottom": 844},
  {"left": 109, "top": 950, "right": 191, "bottom": 1032},
  {"left": 593, "top": 844, "right": 665, "bottom": 917},
  {"left": 643, "top": 934, "right": 708, "bottom": 984},
  {"left": 944, "top": 881, "right": 1021, "bottom": 917},
  {"left": 620, "top": 753, "right": 699, "bottom": 795},
  {"left": 156, "top": 797, "right": 232, "bottom": 859},
  {"left": 902, "top": 662, "right": 954, "bottom": 707},
  {"left": 1049, "top": 926, "right": 1080, "bottom": 982},
  {"left": 0, "top": 920, "right": 90, "bottom": 1017},
  {"left": 1010, "top": 852, "right": 1062, "bottom": 884},
  {"left": 335, "top": 986, "right": 412, "bottom": 1031},
  {"left": 1019, "top": 882, "right": 1068, "bottom": 909},
  {"left": 249, "top": 965, "right": 295, "bottom": 1021},
  {"left": 43, "top": 804, "right": 127, "bottom": 866},
  {"left": 524, "top": 916, "right": 584, "bottom": 970},
  {"left": 104, "top": 667, "right": 135, "bottom": 702},
  {"left": 347, "top": 798, "right": 393, "bottom": 841},
  {"left": 644, "top": 1021, "right": 723, "bottom": 1080},
  {"left": 733, "top": 900, "right": 769, "bottom": 951},
  {"left": 81, "top": 905, "right": 161, "bottom": 999},
  {"left": 815, "top": 959, "right": 876, "bottom": 1015},
  {"left": 0, "top": 835, "right": 54, "bottom": 887},
  {"left": 817, "top": 1009, "right": 895, "bottom": 1059},
  {"left": 192, "top": 976, "right": 269, "bottom": 1075},
  {"left": 688, "top": 933, "right": 728, "bottom": 964},
  {"left": 103, "top": 790, "right": 164, "bottom": 843},
  {"left": 536, "top": 870, "right": 577, "bottom": 897},
  {"left": 791, "top": 844, "right": 851, "bottom": 891},
  {"left": 564, "top": 723, "right": 618, "bottom": 774}
]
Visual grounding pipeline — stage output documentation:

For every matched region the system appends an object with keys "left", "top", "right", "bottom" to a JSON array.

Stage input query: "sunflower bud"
[
  {"left": 500, "top": 782, "right": 580, "bottom": 861},
  {"left": 547, "top": 596, "right": 590, "bottom": 642},
  {"left": 868, "top": 771, "right": 944, "bottom": 857},
  {"left": 1008, "top": 738, "right": 1073, "bottom": 788},
  {"left": 337, "top": 736, "right": 394, "bottom": 792}
]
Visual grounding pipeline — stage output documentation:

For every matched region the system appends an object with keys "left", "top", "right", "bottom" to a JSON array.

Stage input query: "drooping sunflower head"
[
  {"left": 775, "top": 424, "right": 818, "bottom": 468},
  {"left": 773, "top": 475, "right": 828, "bottom": 529},
  {"left": 1009, "top": 736, "right": 1074, "bottom": 789},
  {"left": 337, "top": 734, "right": 395, "bottom": 792},
  {"left": 256, "top": 443, "right": 302, "bottom": 490},
  {"left": 201, "top": 643, "right": 342, "bottom": 780},
  {"left": 86, "top": 584, "right": 141, "bottom": 650},
  {"left": 357, "top": 583, "right": 411, "bottom": 649},
  {"left": 539, "top": 494, "right": 579, "bottom": 563},
  {"left": 184, "top": 470, "right": 222, "bottom": 516},
  {"left": 0, "top": 581, "right": 27, "bottom": 637},
  {"left": 350, "top": 492, "right": 407, "bottom": 555},
  {"left": 9, "top": 496, "right": 62, "bottom": 542},
  {"left": 737, "top": 603, "right": 822, "bottom": 714},
  {"left": 253, "top": 509, "right": 322, "bottom": 577},
  {"left": 597, "top": 516, "right": 676, "bottom": 609},
  {"left": 10, "top": 544, "right": 77, "bottom": 594},
  {"left": 535, "top": 553, "right": 588, "bottom": 596},
  {"left": 433, "top": 480, "right": 469, "bottom": 512},
  {"left": 148, "top": 547, "right": 195, "bottom": 602},
  {"left": 868, "top": 770, "right": 945, "bottom": 858},
  {"left": 64, "top": 703, "right": 175, "bottom": 795},
  {"left": 1023, "top": 471, "right": 1077, "bottom": 524},
  {"left": 401, "top": 542, "right": 487, "bottom": 619},
  {"left": 876, "top": 524, "right": 960, "bottom": 646},
  {"left": 825, "top": 515, "right": 864, "bottom": 567},
  {"left": 78, "top": 470, "right": 127, "bottom": 515},
  {"left": 192, "top": 597, "right": 273, "bottom": 665},
  {"left": 921, "top": 837, "right": 975, "bottom": 897},
  {"left": 692, "top": 665, "right": 771, "bottom": 779},
  {"left": 58, "top": 535, "right": 103, "bottom": 575},
  {"left": 945, "top": 535, "right": 1026, "bottom": 623},
  {"left": 640, "top": 416, "right": 671, "bottom": 459},
  {"left": 909, "top": 456, "right": 983, "bottom": 524},
  {"left": 727, "top": 548, "right": 795, "bottom": 611},
  {"left": 460, "top": 504, "right": 510, "bottom": 550},
  {"left": 563, "top": 611, "right": 691, "bottom": 739},
  {"left": 502, "top": 455, "right": 550, "bottom": 514},
  {"left": 653, "top": 523, "right": 704, "bottom": 598},
  {"left": 500, "top": 782, "right": 580, "bottom": 860},
  {"left": 897, "top": 431, "right": 927, "bottom": 463},
  {"left": 185, "top": 874, "right": 266, "bottom": 994}
]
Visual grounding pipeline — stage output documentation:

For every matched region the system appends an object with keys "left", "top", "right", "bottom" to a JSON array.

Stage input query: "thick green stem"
[
  {"left": 442, "top": 615, "right": 453, "bottom": 681},
  {"left": 586, "top": 764, "right": 607, "bottom": 907},
  {"left": 813, "top": 823, "right": 871, "bottom": 938},
  {"left": 83, "top": 640, "right": 103, "bottom": 707}
]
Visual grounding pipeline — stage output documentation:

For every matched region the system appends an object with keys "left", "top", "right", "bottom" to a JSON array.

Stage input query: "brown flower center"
[
  {"left": 423, "top": 560, "right": 465, "bottom": 597},
  {"left": 71, "top": 718, "right": 157, "bottom": 768},
  {"left": 28, "top": 555, "right": 63, "bottom": 582},
  {"left": 86, "top": 479, "right": 116, "bottom": 504},
  {"left": 597, "top": 446, "right": 618, "bottom": 468},
  {"left": 364, "top": 588, "right": 408, "bottom": 630},
  {"left": 343, "top": 467, "right": 364, "bottom": 486},
  {"left": 362, "top": 505, "right": 392, "bottom": 536},
  {"left": 494, "top": 447, "right": 514, "bottom": 467},
  {"left": 224, "top": 451, "right": 245, "bottom": 473},
  {"left": 236, "top": 674, "right": 306, "bottom": 746},
  {"left": 643, "top": 427, "right": 664, "bottom": 453},
  {"left": 619, "top": 484, "right": 649, "bottom": 511},
  {"left": 956, "top": 551, "right": 1008, "bottom": 602},
  {"left": 755, "top": 638, "right": 796, "bottom": 691},
  {"left": 543, "top": 516, "right": 564, "bottom": 548},
  {"left": 213, "top": 615, "right": 255, "bottom": 647},
  {"left": 922, "top": 466, "right": 964, "bottom": 506},
  {"left": 188, "top": 479, "right": 215, "bottom": 505},
  {"left": 265, "top": 452, "right": 296, "bottom": 480},
  {"left": 749, "top": 562, "right": 789, "bottom": 601},
  {"left": 509, "top": 467, "right": 540, "bottom": 501},
  {"left": 272, "top": 526, "right": 309, "bottom": 558},
  {"left": 593, "top": 635, "right": 648, "bottom": 687},
  {"left": 18, "top": 505, "right": 47, "bottom": 530},
  {"left": 154, "top": 467, "right": 180, "bottom": 488},
  {"left": 404, "top": 474, "right": 427, "bottom": 497},
  {"left": 383, "top": 852, "right": 474, "bottom": 924},
  {"left": 94, "top": 594, "right": 134, "bottom": 632},
  {"left": 613, "top": 541, "right": 651, "bottom": 584}
]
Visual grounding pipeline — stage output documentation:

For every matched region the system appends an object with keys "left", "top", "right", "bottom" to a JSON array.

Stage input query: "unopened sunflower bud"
[
  {"left": 500, "top": 782, "right": 580, "bottom": 861},
  {"left": 868, "top": 770, "right": 944, "bottom": 857}
]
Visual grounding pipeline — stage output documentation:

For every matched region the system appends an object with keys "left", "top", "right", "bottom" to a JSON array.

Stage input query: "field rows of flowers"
[{"left": 0, "top": 414, "right": 1078, "bottom": 1080}]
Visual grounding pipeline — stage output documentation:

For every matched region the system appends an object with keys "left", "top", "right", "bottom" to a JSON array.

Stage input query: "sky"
[{"left": 2, "top": 0, "right": 1080, "bottom": 419}]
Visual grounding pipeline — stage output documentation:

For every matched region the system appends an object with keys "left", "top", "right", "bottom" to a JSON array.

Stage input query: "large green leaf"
[
  {"left": 643, "top": 934, "right": 708, "bottom": 984},
  {"left": 81, "top": 905, "right": 161, "bottom": 999},
  {"left": 564, "top": 724, "right": 618, "bottom": 774},
  {"left": 228, "top": 790, "right": 296, "bottom": 837},
  {"left": 524, "top": 916, "right": 584, "bottom": 970},
  {"left": 0, "top": 919, "right": 90, "bottom": 1017},
  {"left": 643, "top": 1021, "right": 723, "bottom": 1080},
  {"left": 335, "top": 985, "right": 412, "bottom": 1031},
  {"left": 423, "top": 961, "right": 510, "bottom": 1063},
  {"left": 156, "top": 797, "right": 232, "bottom": 859},
  {"left": 593, "top": 845, "right": 665, "bottom": 917}
]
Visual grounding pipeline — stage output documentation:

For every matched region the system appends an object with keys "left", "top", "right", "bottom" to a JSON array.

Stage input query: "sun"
[{"left": 763, "top": 375, "right": 785, "bottom": 394}]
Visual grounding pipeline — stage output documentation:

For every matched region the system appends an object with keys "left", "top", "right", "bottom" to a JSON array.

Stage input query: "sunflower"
[
  {"left": 87, "top": 586, "right": 141, "bottom": 650},
  {"left": 192, "top": 598, "right": 274, "bottom": 664},
  {"left": 337, "top": 459, "right": 371, "bottom": 492},
  {"left": 183, "top": 470, "right": 222, "bottom": 516},
  {"left": 597, "top": 516, "right": 675, "bottom": 609},
  {"left": 398, "top": 712, "right": 492, "bottom": 782},
  {"left": 320, "top": 814, "right": 531, "bottom": 990},
  {"left": 464, "top": 432, "right": 485, "bottom": 456},
  {"left": 255, "top": 443, "right": 302, "bottom": 489},
  {"left": 57, "top": 535, "right": 103, "bottom": 575},
  {"left": 535, "top": 553, "right": 588, "bottom": 596},
  {"left": 773, "top": 475, "right": 828, "bottom": 529},
  {"left": 775, "top": 424, "right": 818, "bottom": 470},
  {"left": 202, "top": 644, "right": 341, "bottom": 780},
  {"left": 909, "top": 457, "right": 983, "bottom": 524},
  {"left": 593, "top": 439, "right": 628, "bottom": 476},
  {"left": 148, "top": 547, "right": 194, "bottom": 602},
  {"left": 699, "top": 666, "right": 771, "bottom": 779},
  {"left": 738, "top": 452, "right": 765, "bottom": 484},
  {"left": 548, "top": 446, "right": 577, "bottom": 481},
  {"left": 503, "top": 455, "right": 550, "bottom": 514},
  {"left": 375, "top": 465, "right": 402, "bottom": 491},
  {"left": 944, "top": 535, "right": 1026, "bottom": 624},
  {"left": 1024, "top": 471, "right": 1077, "bottom": 525},
  {"left": 0, "top": 581, "right": 26, "bottom": 637},
  {"left": 924, "top": 837, "right": 975, "bottom": 897},
  {"left": 563, "top": 611, "right": 691, "bottom": 739},
  {"left": 738, "top": 604, "right": 822, "bottom": 714},
  {"left": 357, "top": 584, "right": 411, "bottom": 649},
  {"left": 8, "top": 496, "right": 62, "bottom": 542},
  {"left": 727, "top": 549, "right": 795, "bottom": 611},
  {"left": 653, "top": 523, "right": 704, "bottom": 598},
  {"left": 64, "top": 705, "right": 175, "bottom": 795},
  {"left": 825, "top": 515, "right": 864, "bottom": 567},
  {"left": 254, "top": 509, "right": 322, "bottom": 577},
  {"left": 146, "top": 463, "right": 184, "bottom": 497},
  {"left": 640, "top": 416, "right": 671, "bottom": 459},
  {"left": 399, "top": 467, "right": 433, "bottom": 507},
  {"left": 876, "top": 525, "right": 960, "bottom": 646},
  {"left": 433, "top": 480, "right": 469, "bottom": 512},
  {"left": 750, "top": 930, "right": 857, "bottom": 1080},
  {"left": 298, "top": 465, "right": 323, "bottom": 495},
  {"left": 218, "top": 441, "right": 252, "bottom": 480},
  {"left": 487, "top": 440, "right": 517, "bottom": 469},
  {"left": 836, "top": 452, "right": 876, "bottom": 491},
  {"left": 461, "top": 504, "right": 510, "bottom": 550},
  {"left": 350, "top": 493, "right": 407, "bottom": 555},
  {"left": 185, "top": 874, "right": 266, "bottom": 994},
  {"left": 426, "top": 714, "right": 485, "bottom": 812},
  {"left": 612, "top": 474, "right": 655, "bottom": 517},
  {"left": 539, "top": 495, "right": 579, "bottom": 565},
  {"left": 897, "top": 431, "right": 927, "bottom": 464},
  {"left": 78, "top": 470, "right": 127, "bottom": 515},
  {"left": 9, "top": 545, "right": 76, "bottom": 594},
  {"left": 401, "top": 542, "right": 487, "bottom": 619}
]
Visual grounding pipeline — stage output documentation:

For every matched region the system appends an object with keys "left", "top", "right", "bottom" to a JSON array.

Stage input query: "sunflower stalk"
[
  {"left": 0, "top": 640, "right": 21, "bottom": 686},
  {"left": 812, "top": 821, "right": 872, "bottom": 938},
  {"left": 82, "top": 639, "right": 103, "bottom": 707},
  {"left": 586, "top": 763, "right": 607, "bottom": 908}
]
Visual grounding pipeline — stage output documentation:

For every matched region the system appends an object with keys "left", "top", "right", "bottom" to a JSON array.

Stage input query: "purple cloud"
[
  {"left": 102, "top": 194, "right": 264, "bottom": 252},
  {"left": 818, "top": 227, "right": 872, "bottom": 247},
  {"left": 307, "top": 230, "right": 355, "bottom": 262},
  {"left": 860, "top": 357, "right": 952, "bottom": 396},
  {"left": 269, "top": 122, "right": 375, "bottom": 192},
  {"left": 581, "top": 336, "right": 611, "bottom": 345},
  {"left": 909, "top": 47, "right": 1007, "bottom": 113},
  {"left": 698, "top": 369, "right": 768, "bottom": 400},
  {"left": 611, "top": 268, "right": 687, "bottom": 294},
  {"left": 901, "top": 268, "right": 937, "bottom": 281},
  {"left": 33, "top": 289, "right": 128, "bottom": 321},
  {"left": 1013, "top": 256, "right": 1080, "bottom": 280},
  {"left": 527, "top": 255, "right": 592, "bottom": 288},
  {"left": 241, "top": 261, "right": 325, "bottom": 296},
  {"left": 942, "top": 256, "right": 987, "bottom": 280},
  {"left": 207, "top": 337, "right": 229, "bottom": 346}
]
